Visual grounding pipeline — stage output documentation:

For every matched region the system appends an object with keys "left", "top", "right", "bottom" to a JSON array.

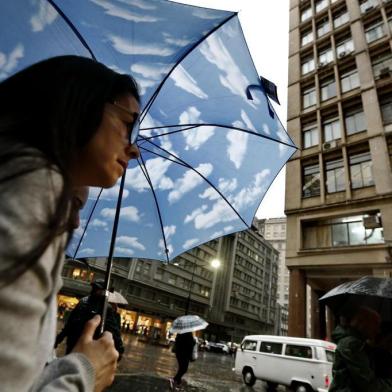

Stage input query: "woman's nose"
[{"left": 126, "top": 143, "right": 140, "bottom": 160}]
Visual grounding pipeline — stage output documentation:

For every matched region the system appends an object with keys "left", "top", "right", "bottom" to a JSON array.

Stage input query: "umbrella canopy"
[
  {"left": 170, "top": 314, "right": 208, "bottom": 334},
  {"left": 320, "top": 276, "right": 392, "bottom": 319},
  {"left": 1, "top": 0, "right": 296, "bottom": 263},
  {"left": 108, "top": 291, "right": 128, "bottom": 305}
]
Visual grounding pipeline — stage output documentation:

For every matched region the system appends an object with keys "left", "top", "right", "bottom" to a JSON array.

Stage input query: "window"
[
  {"left": 360, "top": 0, "right": 379, "bottom": 13},
  {"left": 315, "top": 0, "right": 328, "bottom": 13},
  {"left": 372, "top": 53, "right": 392, "bottom": 79},
  {"left": 349, "top": 152, "right": 374, "bottom": 188},
  {"left": 303, "top": 124, "right": 319, "bottom": 148},
  {"left": 260, "top": 342, "right": 283, "bottom": 354},
  {"left": 365, "top": 22, "right": 386, "bottom": 43},
  {"left": 318, "top": 47, "right": 333, "bottom": 65},
  {"left": 303, "top": 163, "right": 320, "bottom": 197},
  {"left": 317, "top": 18, "right": 330, "bottom": 37},
  {"left": 303, "top": 214, "right": 384, "bottom": 249},
  {"left": 324, "top": 118, "right": 341, "bottom": 141},
  {"left": 242, "top": 340, "right": 258, "bottom": 351},
  {"left": 336, "top": 39, "right": 354, "bottom": 58},
  {"left": 301, "top": 29, "right": 314, "bottom": 46},
  {"left": 155, "top": 268, "right": 164, "bottom": 280},
  {"left": 326, "top": 350, "right": 335, "bottom": 363},
  {"left": 333, "top": 11, "right": 349, "bottom": 28},
  {"left": 302, "top": 57, "right": 315, "bottom": 75},
  {"left": 345, "top": 110, "right": 366, "bottom": 135},
  {"left": 380, "top": 98, "right": 392, "bottom": 124},
  {"left": 326, "top": 158, "right": 345, "bottom": 193},
  {"left": 340, "top": 69, "right": 360, "bottom": 92},
  {"left": 301, "top": 7, "right": 313, "bottom": 22},
  {"left": 321, "top": 78, "right": 336, "bottom": 101},
  {"left": 285, "top": 345, "right": 313, "bottom": 359},
  {"left": 302, "top": 86, "right": 316, "bottom": 108}
]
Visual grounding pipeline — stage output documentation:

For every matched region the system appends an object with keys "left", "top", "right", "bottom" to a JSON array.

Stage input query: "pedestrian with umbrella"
[
  {"left": 0, "top": 56, "right": 140, "bottom": 391},
  {"left": 320, "top": 277, "right": 392, "bottom": 391},
  {"left": 169, "top": 315, "right": 208, "bottom": 390}
]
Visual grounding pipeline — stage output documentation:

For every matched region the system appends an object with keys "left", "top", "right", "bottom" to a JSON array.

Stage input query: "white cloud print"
[
  {"left": 108, "top": 35, "right": 175, "bottom": 56},
  {"left": 171, "top": 65, "right": 208, "bottom": 99},
  {"left": 91, "top": 0, "right": 160, "bottom": 22},
  {"left": 116, "top": 235, "right": 145, "bottom": 251},
  {"left": 118, "top": 0, "right": 157, "bottom": 11},
  {"left": 227, "top": 130, "right": 249, "bottom": 170},
  {"left": 159, "top": 225, "right": 176, "bottom": 256},
  {"left": 183, "top": 238, "right": 199, "bottom": 249},
  {"left": 131, "top": 62, "right": 170, "bottom": 80},
  {"left": 125, "top": 157, "right": 173, "bottom": 192},
  {"left": 79, "top": 248, "right": 95, "bottom": 256},
  {"left": 179, "top": 106, "right": 215, "bottom": 150},
  {"left": 198, "top": 178, "right": 238, "bottom": 201},
  {"left": 187, "top": 169, "right": 271, "bottom": 230},
  {"left": 0, "top": 44, "right": 24, "bottom": 80},
  {"left": 101, "top": 206, "right": 141, "bottom": 222},
  {"left": 91, "top": 219, "right": 108, "bottom": 228},
  {"left": 30, "top": 0, "right": 58, "bottom": 32},
  {"left": 168, "top": 163, "right": 213, "bottom": 203},
  {"left": 200, "top": 33, "right": 250, "bottom": 98},
  {"left": 88, "top": 186, "right": 129, "bottom": 201}
]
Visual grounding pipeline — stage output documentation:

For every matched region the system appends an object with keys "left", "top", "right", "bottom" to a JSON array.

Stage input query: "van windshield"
[{"left": 326, "top": 350, "right": 335, "bottom": 362}]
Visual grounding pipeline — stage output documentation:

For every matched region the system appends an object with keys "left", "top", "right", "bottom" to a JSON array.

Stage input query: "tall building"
[
  {"left": 259, "top": 217, "right": 289, "bottom": 335},
  {"left": 286, "top": 0, "right": 392, "bottom": 338},
  {"left": 59, "top": 227, "right": 279, "bottom": 343}
]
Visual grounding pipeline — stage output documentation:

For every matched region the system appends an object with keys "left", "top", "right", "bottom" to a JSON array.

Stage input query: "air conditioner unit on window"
[
  {"left": 338, "top": 51, "right": 347, "bottom": 58},
  {"left": 379, "top": 67, "right": 391, "bottom": 78},
  {"left": 318, "top": 61, "right": 326, "bottom": 68},
  {"left": 365, "top": 5, "right": 375, "bottom": 12},
  {"left": 322, "top": 140, "right": 337, "bottom": 150},
  {"left": 363, "top": 215, "right": 382, "bottom": 229}
]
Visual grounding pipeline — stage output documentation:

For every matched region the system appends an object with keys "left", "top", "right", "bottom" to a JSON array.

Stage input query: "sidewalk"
[{"left": 108, "top": 374, "right": 208, "bottom": 392}]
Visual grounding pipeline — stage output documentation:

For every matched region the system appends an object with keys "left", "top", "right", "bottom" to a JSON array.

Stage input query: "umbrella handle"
[{"left": 94, "top": 290, "right": 110, "bottom": 338}]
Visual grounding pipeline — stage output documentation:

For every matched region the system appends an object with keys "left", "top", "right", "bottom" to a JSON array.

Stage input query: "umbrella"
[
  {"left": 170, "top": 315, "right": 208, "bottom": 334},
  {"left": 1, "top": 1, "right": 296, "bottom": 329},
  {"left": 320, "top": 276, "right": 392, "bottom": 319},
  {"left": 108, "top": 290, "right": 128, "bottom": 305}
]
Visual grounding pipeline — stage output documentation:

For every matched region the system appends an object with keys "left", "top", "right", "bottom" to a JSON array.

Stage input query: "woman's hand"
[{"left": 72, "top": 315, "right": 119, "bottom": 392}]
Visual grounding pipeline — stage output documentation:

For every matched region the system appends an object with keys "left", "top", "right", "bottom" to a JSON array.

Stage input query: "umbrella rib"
[
  {"left": 139, "top": 136, "right": 249, "bottom": 228},
  {"left": 140, "top": 123, "right": 296, "bottom": 149},
  {"left": 139, "top": 146, "right": 190, "bottom": 169},
  {"left": 47, "top": 0, "right": 96, "bottom": 60},
  {"left": 140, "top": 12, "right": 238, "bottom": 122},
  {"left": 137, "top": 154, "right": 170, "bottom": 263},
  {"left": 71, "top": 187, "right": 103, "bottom": 260}
]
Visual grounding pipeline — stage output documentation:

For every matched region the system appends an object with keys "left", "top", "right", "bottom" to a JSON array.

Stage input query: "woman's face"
[{"left": 71, "top": 93, "right": 140, "bottom": 188}]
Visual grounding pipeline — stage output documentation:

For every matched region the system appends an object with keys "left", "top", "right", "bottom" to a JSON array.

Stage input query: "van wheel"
[
  {"left": 266, "top": 381, "right": 278, "bottom": 391},
  {"left": 242, "top": 368, "right": 256, "bottom": 386},
  {"left": 293, "top": 383, "right": 312, "bottom": 392}
]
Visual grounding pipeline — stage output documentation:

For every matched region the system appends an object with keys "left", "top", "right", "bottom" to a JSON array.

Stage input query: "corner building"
[{"left": 286, "top": 0, "right": 392, "bottom": 338}]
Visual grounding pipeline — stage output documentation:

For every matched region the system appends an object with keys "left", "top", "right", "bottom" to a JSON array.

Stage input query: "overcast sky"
[{"left": 175, "top": 0, "right": 290, "bottom": 218}]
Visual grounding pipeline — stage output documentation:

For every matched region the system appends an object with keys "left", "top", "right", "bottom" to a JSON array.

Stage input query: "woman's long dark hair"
[{"left": 0, "top": 55, "right": 140, "bottom": 286}]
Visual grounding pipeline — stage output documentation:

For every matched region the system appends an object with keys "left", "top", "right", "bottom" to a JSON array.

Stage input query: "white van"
[{"left": 234, "top": 335, "right": 336, "bottom": 392}]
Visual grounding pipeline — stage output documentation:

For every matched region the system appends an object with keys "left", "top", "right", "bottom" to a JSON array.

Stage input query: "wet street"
[{"left": 115, "top": 334, "right": 285, "bottom": 391}]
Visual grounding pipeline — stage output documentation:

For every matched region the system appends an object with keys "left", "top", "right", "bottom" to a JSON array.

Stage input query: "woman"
[
  {"left": 0, "top": 55, "right": 140, "bottom": 391},
  {"left": 170, "top": 332, "right": 196, "bottom": 390}
]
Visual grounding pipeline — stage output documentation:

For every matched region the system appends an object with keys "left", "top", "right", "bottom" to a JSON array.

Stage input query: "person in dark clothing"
[
  {"left": 372, "top": 321, "right": 392, "bottom": 379},
  {"left": 55, "top": 279, "right": 124, "bottom": 360},
  {"left": 169, "top": 332, "right": 196, "bottom": 390},
  {"left": 329, "top": 306, "right": 392, "bottom": 392}
]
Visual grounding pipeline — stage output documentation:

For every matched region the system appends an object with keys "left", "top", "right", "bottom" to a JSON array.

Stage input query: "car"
[
  {"left": 234, "top": 335, "right": 335, "bottom": 392},
  {"left": 206, "top": 341, "right": 230, "bottom": 354}
]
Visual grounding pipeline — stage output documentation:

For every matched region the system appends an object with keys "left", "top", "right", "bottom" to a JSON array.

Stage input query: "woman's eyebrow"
[{"left": 112, "top": 102, "right": 139, "bottom": 121}]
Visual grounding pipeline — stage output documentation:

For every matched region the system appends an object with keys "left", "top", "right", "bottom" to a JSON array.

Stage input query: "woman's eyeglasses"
[{"left": 109, "top": 102, "right": 140, "bottom": 145}]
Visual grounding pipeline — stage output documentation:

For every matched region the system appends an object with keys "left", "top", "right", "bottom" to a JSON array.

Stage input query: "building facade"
[
  {"left": 60, "top": 228, "right": 279, "bottom": 343},
  {"left": 286, "top": 0, "right": 392, "bottom": 338},
  {"left": 257, "top": 217, "right": 289, "bottom": 335}
]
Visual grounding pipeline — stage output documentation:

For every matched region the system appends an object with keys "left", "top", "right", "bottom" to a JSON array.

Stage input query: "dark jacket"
[
  {"left": 329, "top": 325, "right": 392, "bottom": 392},
  {"left": 56, "top": 295, "right": 124, "bottom": 357},
  {"left": 175, "top": 332, "right": 195, "bottom": 360}
]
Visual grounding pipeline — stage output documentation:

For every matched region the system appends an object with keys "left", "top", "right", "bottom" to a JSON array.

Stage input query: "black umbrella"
[{"left": 320, "top": 276, "right": 392, "bottom": 320}]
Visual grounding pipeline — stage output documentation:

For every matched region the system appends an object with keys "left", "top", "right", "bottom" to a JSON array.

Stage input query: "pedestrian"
[
  {"left": 329, "top": 306, "right": 392, "bottom": 391},
  {"left": 169, "top": 332, "right": 196, "bottom": 390},
  {"left": 0, "top": 55, "right": 140, "bottom": 391},
  {"left": 372, "top": 321, "right": 392, "bottom": 379},
  {"left": 55, "top": 279, "right": 125, "bottom": 360}
]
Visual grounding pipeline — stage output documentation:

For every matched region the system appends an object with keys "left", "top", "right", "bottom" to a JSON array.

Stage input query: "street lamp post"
[{"left": 184, "top": 258, "right": 221, "bottom": 315}]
